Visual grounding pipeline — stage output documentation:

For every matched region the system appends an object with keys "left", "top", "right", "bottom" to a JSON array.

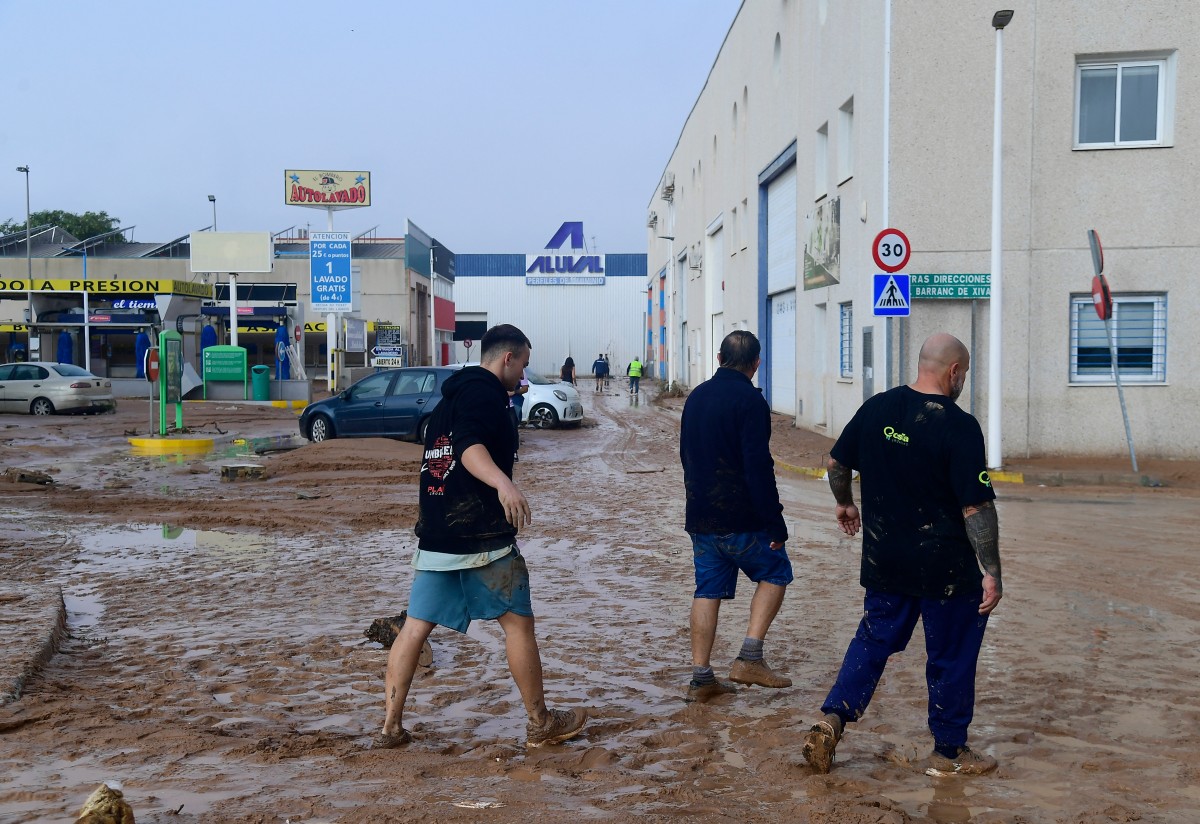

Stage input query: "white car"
[
  {"left": 0, "top": 361, "right": 116, "bottom": 415},
  {"left": 520, "top": 372, "right": 583, "bottom": 429}
]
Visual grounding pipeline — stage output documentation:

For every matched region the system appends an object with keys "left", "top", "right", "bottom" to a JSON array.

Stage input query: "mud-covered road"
[{"left": 1, "top": 390, "right": 1198, "bottom": 823}]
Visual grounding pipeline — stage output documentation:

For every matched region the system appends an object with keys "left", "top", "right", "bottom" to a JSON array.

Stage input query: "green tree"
[{"left": 0, "top": 209, "right": 125, "bottom": 241}]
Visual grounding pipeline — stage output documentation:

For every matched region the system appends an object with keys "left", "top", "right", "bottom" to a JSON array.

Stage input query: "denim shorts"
[
  {"left": 407, "top": 547, "right": 533, "bottom": 633},
  {"left": 691, "top": 531, "right": 793, "bottom": 599}
]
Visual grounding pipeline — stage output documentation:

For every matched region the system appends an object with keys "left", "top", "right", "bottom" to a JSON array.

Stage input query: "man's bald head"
[
  {"left": 914, "top": 333, "right": 970, "bottom": 401},
  {"left": 918, "top": 334, "right": 969, "bottom": 372}
]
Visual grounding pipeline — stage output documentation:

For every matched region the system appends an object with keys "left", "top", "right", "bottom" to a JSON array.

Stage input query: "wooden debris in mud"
[
  {"left": 75, "top": 783, "right": 135, "bottom": 823},
  {"left": 0, "top": 468, "right": 54, "bottom": 486},
  {"left": 364, "top": 612, "right": 434, "bottom": 667},
  {"left": 219, "top": 463, "right": 266, "bottom": 482}
]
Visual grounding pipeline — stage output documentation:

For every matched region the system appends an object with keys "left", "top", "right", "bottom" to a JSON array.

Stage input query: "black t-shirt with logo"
[
  {"left": 830, "top": 385, "right": 996, "bottom": 599},
  {"left": 415, "top": 366, "right": 517, "bottom": 554}
]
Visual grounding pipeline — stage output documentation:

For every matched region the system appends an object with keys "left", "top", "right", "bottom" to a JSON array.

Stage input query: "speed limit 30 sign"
[{"left": 872, "top": 228, "right": 911, "bottom": 273}]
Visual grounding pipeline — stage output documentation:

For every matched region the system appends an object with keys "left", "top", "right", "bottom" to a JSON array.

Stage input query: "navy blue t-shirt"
[{"left": 830, "top": 385, "right": 996, "bottom": 599}]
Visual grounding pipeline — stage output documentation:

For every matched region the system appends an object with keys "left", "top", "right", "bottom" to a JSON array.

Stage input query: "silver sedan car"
[{"left": 0, "top": 361, "right": 117, "bottom": 415}]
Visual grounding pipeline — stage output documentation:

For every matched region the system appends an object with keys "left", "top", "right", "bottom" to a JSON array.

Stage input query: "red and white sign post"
[
  {"left": 1087, "top": 229, "right": 1138, "bottom": 473},
  {"left": 872, "top": 228, "right": 911, "bottom": 273}
]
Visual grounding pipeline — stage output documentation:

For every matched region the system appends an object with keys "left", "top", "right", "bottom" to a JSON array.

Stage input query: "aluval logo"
[{"left": 526, "top": 221, "right": 605, "bottom": 275}]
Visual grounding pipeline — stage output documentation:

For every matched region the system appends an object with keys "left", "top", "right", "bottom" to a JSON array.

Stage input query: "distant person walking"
[
  {"left": 378, "top": 324, "right": 588, "bottom": 749},
  {"left": 679, "top": 330, "right": 792, "bottom": 702},
  {"left": 591, "top": 353, "right": 609, "bottom": 393},
  {"left": 802, "top": 333, "right": 1002, "bottom": 776},
  {"left": 560, "top": 356, "right": 576, "bottom": 385},
  {"left": 627, "top": 357, "right": 643, "bottom": 397}
]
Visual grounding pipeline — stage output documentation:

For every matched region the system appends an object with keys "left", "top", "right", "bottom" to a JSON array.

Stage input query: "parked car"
[
  {"left": 0, "top": 361, "right": 116, "bottom": 415},
  {"left": 520, "top": 371, "right": 584, "bottom": 429},
  {"left": 299, "top": 365, "right": 464, "bottom": 443}
]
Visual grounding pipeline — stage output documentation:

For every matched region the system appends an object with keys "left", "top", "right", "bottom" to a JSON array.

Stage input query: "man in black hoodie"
[
  {"left": 377, "top": 324, "right": 588, "bottom": 749},
  {"left": 679, "top": 330, "right": 793, "bottom": 702}
]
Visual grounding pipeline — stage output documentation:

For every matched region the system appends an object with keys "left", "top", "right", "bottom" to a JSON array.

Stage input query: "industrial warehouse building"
[
  {"left": 646, "top": 0, "right": 1200, "bottom": 459},
  {"left": 451, "top": 221, "right": 648, "bottom": 378}
]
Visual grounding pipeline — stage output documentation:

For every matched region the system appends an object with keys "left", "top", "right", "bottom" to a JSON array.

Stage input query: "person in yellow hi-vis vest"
[{"left": 627, "top": 357, "right": 644, "bottom": 396}]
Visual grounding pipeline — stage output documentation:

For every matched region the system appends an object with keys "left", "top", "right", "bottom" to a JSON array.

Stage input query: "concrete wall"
[{"left": 648, "top": 0, "right": 1200, "bottom": 458}]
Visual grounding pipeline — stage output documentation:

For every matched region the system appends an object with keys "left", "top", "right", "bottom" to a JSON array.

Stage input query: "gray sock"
[
  {"left": 738, "top": 637, "right": 764, "bottom": 662},
  {"left": 692, "top": 666, "right": 716, "bottom": 685}
]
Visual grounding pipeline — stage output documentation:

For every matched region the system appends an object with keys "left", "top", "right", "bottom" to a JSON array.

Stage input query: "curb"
[{"left": 0, "top": 585, "right": 66, "bottom": 706}]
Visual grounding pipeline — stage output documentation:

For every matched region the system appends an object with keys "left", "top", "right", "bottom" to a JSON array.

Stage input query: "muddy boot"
[
  {"left": 526, "top": 707, "right": 588, "bottom": 748},
  {"left": 802, "top": 713, "right": 844, "bottom": 774},
  {"left": 729, "top": 657, "right": 792, "bottom": 688},
  {"left": 925, "top": 746, "right": 997, "bottom": 776}
]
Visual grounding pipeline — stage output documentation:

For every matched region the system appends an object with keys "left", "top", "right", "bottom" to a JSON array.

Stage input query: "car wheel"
[
  {"left": 417, "top": 417, "right": 430, "bottom": 444},
  {"left": 309, "top": 414, "right": 334, "bottom": 442},
  {"left": 30, "top": 397, "right": 55, "bottom": 416},
  {"left": 529, "top": 404, "right": 559, "bottom": 429}
]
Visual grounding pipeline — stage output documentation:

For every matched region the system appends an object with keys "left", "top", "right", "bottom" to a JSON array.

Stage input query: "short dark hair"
[
  {"left": 719, "top": 330, "right": 760, "bottom": 371},
  {"left": 480, "top": 324, "right": 531, "bottom": 361}
]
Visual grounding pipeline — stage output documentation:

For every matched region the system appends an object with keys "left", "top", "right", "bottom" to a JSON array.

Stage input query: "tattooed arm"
[
  {"left": 827, "top": 457, "right": 861, "bottom": 537},
  {"left": 963, "top": 500, "right": 1002, "bottom": 614}
]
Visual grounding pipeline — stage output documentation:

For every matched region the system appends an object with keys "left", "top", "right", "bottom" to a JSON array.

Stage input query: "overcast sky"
[{"left": 1, "top": 1, "right": 740, "bottom": 253}]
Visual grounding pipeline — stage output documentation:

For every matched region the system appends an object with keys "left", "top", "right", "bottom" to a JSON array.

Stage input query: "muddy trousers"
[{"left": 820, "top": 589, "right": 989, "bottom": 749}]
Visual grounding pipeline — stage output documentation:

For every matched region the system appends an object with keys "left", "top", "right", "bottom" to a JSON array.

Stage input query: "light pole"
[
  {"left": 16, "top": 166, "right": 32, "bottom": 335},
  {"left": 208, "top": 194, "right": 217, "bottom": 231},
  {"left": 61, "top": 246, "right": 91, "bottom": 373},
  {"left": 987, "top": 9, "right": 1013, "bottom": 470}
]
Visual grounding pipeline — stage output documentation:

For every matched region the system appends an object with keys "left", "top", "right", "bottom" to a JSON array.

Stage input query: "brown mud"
[{"left": 0, "top": 387, "right": 1198, "bottom": 822}]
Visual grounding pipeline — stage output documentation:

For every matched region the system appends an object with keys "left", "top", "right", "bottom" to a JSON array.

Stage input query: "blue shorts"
[
  {"left": 407, "top": 548, "right": 533, "bottom": 633},
  {"left": 691, "top": 531, "right": 793, "bottom": 599}
]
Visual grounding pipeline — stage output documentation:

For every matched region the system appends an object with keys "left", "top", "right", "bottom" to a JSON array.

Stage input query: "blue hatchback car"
[{"left": 299, "top": 365, "right": 464, "bottom": 443}]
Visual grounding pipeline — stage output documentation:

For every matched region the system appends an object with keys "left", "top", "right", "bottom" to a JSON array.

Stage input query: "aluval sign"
[{"left": 526, "top": 221, "right": 605, "bottom": 285}]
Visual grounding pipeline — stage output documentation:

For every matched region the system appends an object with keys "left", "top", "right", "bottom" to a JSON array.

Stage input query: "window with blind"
[
  {"left": 1070, "top": 294, "right": 1166, "bottom": 383},
  {"left": 839, "top": 302, "right": 853, "bottom": 379}
]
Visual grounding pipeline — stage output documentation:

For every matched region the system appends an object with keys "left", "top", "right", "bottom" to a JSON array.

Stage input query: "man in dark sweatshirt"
[
  {"left": 377, "top": 324, "right": 588, "bottom": 749},
  {"left": 679, "top": 330, "right": 792, "bottom": 702}
]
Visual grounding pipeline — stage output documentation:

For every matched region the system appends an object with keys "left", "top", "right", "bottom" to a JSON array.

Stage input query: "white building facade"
[{"left": 648, "top": 0, "right": 1200, "bottom": 459}]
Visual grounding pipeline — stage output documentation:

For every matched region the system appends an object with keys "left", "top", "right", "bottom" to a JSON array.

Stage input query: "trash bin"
[{"left": 251, "top": 365, "right": 271, "bottom": 401}]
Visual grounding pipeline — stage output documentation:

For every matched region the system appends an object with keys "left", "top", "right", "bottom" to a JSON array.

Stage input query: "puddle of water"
[
  {"left": 67, "top": 524, "right": 276, "bottom": 575},
  {"left": 63, "top": 584, "right": 105, "bottom": 631}
]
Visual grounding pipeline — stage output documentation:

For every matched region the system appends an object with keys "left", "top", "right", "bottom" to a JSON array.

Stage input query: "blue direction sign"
[
  {"left": 873, "top": 273, "right": 911, "bottom": 316},
  {"left": 310, "top": 231, "right": 352, "bottom": 312}
]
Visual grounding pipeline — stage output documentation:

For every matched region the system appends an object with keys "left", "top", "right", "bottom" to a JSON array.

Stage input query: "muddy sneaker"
[
  {"left": 729, "top": 657, "right": 792, "bottom": 688},
  {"left": 802, "top": 713, "right": 844, "bottom": 774},
  {"left": 371, "top": 728, "right": 413, "bottom": 749},
  {"left": 925, "top": 746, "right": 997, "bottom": 776},
  {"left": 526, "top": 707, "right": 588, "bottom": 748},
  {"left": 685, "top": 678, "right": 738, "bottom": 703}
]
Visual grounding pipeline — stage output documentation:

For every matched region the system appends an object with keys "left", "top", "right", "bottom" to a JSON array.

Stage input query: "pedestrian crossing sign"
[{"left": 873, "top": 274, "right": 911, "bottom": 316}]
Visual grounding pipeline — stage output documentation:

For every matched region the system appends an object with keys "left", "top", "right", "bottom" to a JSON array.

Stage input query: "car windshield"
[
  {"left": 526, "top": 372, "right": 560, "bottom": 385},
  {"left": 51, "top": 364, "right": 93, "bottom": 377}
]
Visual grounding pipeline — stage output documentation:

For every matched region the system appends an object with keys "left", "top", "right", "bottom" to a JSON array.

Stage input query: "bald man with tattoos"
[{"left": 802, "top": 333, "right": 1003, "bottom": 777}]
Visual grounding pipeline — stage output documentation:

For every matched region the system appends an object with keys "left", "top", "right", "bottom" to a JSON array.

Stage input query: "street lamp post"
[
  {"left": 987, "top": 9, "right": 1014, "bottom": 470},
  {"left": 208, "top": 195, "right": 217, "bottom": 231},
  {"left": 16, "top": 166, "right": 32, "bottom": 338},
  {"left": 61, "top": 246, "right": 91, "bottom": 373}
]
